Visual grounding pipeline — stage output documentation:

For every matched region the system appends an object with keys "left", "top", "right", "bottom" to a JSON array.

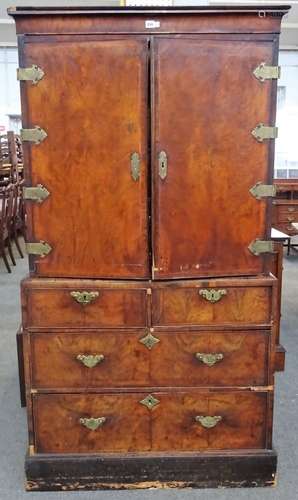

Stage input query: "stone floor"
[{"left": 0, "top": 240, "right": 297, "bottom": 500}]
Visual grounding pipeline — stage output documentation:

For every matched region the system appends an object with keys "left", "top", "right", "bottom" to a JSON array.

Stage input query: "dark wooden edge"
[
  {"left": 16, "top": 326, "right": 26, "bottom": 408},
  {"left": 275, "top": 344, "right": 286, "bottom": 372},
  {"left": 25, "top": 450, "right": 277, "bottom": 491},
  {"left": 8, "top": 6, "right": 290, "bottom": 16}
]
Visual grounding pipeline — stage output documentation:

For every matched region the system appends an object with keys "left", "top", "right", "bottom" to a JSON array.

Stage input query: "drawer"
[
  {"left": 29, "top": 330, "right": 270, "bottom": 389},
  {"left": 150, "top": 330, "right": 270, "bottom": 387},
  {"left": 33, "top": 391, "right": 270, "bottom": 453},
  {"left": 33, "top": 393, "right": 151, "bottom": 453},
  {"left": 21, "top": 278, "right": 148, "bottom": 329},
  {"left": 152, "top": 278, "right": 274, "bottom": 327},
  {"left": 30, "top": 330, "right": 150, "bottom": 388},
  {"left": 275, "top": 205, "right": 298, "bottom": 218},
  {"left": 274, "top": 223, "right": 298, "bottom": 236},
  {"left": 152, "top": 391, "right": 269, "bottom": 451}
]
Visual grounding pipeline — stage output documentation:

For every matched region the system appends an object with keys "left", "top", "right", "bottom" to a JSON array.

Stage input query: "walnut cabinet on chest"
[{"left": 9, "top": 5, "right": 288, "bottom": 491}]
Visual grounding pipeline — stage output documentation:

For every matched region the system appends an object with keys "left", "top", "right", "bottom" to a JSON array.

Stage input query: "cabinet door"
[
  {"left": 21, "top": 36, "right": 149, "bottom": 278},
  {"left": 152, "top": 37, "right": 276, "bottom": 279}
]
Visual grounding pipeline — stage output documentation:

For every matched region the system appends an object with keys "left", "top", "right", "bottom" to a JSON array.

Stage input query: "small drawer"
[
  {"left": 29, "top": 329, "right": 270, "bottom": 389},
  {"left": 22, "top": 278, "right": 148, "bottom": 329},
  {"left": 33, "top": 391, "right": 270, "bottom": 453},
  {"left": 33, "top": 393, "right": 151, "bottom": 454},
  {"left": 152, "top": 279, "right": 273, "bottom": 327}
]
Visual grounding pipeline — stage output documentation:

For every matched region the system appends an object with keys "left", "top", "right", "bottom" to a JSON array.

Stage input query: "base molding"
[{"left": 25, "top": 450, "right": 277, "bottom": 491}]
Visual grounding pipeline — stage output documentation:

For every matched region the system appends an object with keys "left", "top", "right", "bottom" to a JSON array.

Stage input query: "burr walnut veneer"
[{"left": 9, "top": 4, "right": 288, "bottom": 491}]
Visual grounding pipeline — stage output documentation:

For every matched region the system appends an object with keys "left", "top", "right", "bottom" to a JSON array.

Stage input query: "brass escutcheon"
[
  {"left": 195, "top": 415, "right": 222, "bottom": 429},
  {"left": 199, "top": 289, "right": 227, "bottom": 303},
  {"left": 195, "top": 353, "right": 224, "bottom": 367},
  {"left": 76, "top": 354, "right": 104, "bottom": 368},
  {"left": 79, "top": 417, "right": 106, "bottom": 431},
  {"left": 70, "top": 291, "right": 99, "bottom": 305}
]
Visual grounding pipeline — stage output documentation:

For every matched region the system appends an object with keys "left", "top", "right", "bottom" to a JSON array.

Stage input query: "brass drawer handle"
[
  {"left": 288, "top": 207, "right": 295, "bottom": 212},
  {"left": 199, "top": 289, "right": 227, "bottom": 303},
  {"left": 195, "top": 352, "right": 224, "bottom": 367},
  {"left": 76, "top": 354, "right": 104, "bottom": 368},
  {"left": 79, "top": 417, "right": 106, "bottom": 431},
  {"left": 70, "top": 291, "right": 99, "bottom": 305},
  {"left": 195, "top": 416, "right": 222, "bottom": 429},
  {"left": 287, "top": 216, "right": 295, "bottom": 222}
]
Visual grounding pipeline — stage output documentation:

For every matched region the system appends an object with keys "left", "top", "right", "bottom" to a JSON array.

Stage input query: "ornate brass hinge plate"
[
  {"left": 79, "top": 417, "right": 106, "bottom": 431},
  {"left": 248, "top": 239, "right": 274, "bottom": 256},
  {"left": 251, "top": 123, "right": 278, "bottom": 142},
  {"left": 26, "top": 241, "right": 52, "bottom": 258},
  {"left": 249, "top": 182, "right": 277, "bottom": 200},
  {"left": 195, "top": 416, "right": 222, "bottom": 429},
  {"left": 20, "top": 126, "right": 47, "bottom": 145},
  {"left": 195, "top": 353, "right": 224, "bottom": 367},
  {"left": 131, "top": 152, "right": 141, "bottom": 181},
  {"left": 23, "top": 184, "right": 50, "bottom": 203},
  {"left": 76, "top": 354, "right": 104, "bottom": 368},
  {"left": 158, "top": 150, "right": 168, "bottom": 180},
  {"left": 253, "top": 62, "right": 280, "bottom": 83},
  {"left": 70, "top": 291, "right": 99, "bottom": 305},
  {"left": 139, "top": 394, "right": 160, "bottom": 410},
  {"left": 199, "top": 289, "right": 227, "bottom": 303},
  {"left": 139, "top": 332, "right": 160, "bottom": 350},
  {"left": 17, "top": 65, "right": 44, "bottom": 85}
]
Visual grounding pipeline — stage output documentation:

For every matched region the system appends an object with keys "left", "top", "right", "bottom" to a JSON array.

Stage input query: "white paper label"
[{"left": 145, "top": 20, "right": 160, "bottom": 29}]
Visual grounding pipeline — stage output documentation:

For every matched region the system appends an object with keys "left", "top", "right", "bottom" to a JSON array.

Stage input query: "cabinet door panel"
[
  {"left": 152, "top": 37, "right": 276, "bottom": 279},
  {"left": 21, "top": 36, "right": 149, "bottom": 278}
]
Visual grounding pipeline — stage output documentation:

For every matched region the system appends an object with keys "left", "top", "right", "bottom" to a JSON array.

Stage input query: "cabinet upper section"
[{"left": 8, "top": 5, "right": 289, "bottom": 36}]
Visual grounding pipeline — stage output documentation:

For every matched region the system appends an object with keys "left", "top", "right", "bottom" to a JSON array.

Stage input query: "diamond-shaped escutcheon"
[
  {"left": 139, "top": 394, "right": 160, "bottom": 410},
  {"left": 139, "top": 332, "right": 160, "bottom": 350}
]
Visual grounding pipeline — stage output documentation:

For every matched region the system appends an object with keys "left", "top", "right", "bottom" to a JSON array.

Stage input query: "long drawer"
[
  {"left": 29, "top": 329, "right": 271, "bottom": 389},
  {"left": 32, "top": 391, "right": 270, "bottom": 453},
  {"left": 21, "top": 278, "right": 149, "bottom": 329},
  {"left": 22, "top": 276, "right": 275, "bottom": 330},
  {"left": 152, "top": 277, "right": 275, "bottom": 327}
]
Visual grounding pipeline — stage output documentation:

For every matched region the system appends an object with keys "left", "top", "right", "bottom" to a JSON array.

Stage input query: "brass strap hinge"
[
  {"left": 23, "top": 184, "right": 50, "bottom": 203},
  {"left": 249, "top": 182, "right": 277, "bottom": 200},
  {"left": 26, "top": 241, "right": 52, "bottom": 258},
  {"left": 252, "top": 123, "right": 278, "bottom": 142},
  {"left": 17, "top": 65, "right": 44, "bottom": 85},
  {"left": 253, "top": 62, "right": 280, "bottom": 83},
  {"left": 248, "top": 239, "right": 274, "bottom": 256},
  {"left": 20, "top": 126, "right": 47, "bottom": 145}
]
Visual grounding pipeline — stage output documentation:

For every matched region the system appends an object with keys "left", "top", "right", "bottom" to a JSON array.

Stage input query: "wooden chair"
[
  {"left": 11, "top": 180, "right": 25, "bottom": 258},
  {"left": 0, "top": 184, "right": 16, "bottom": 272}
]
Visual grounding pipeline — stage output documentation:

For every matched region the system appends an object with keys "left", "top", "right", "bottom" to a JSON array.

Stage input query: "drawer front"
[
  {"left": 33, "top": 393, "right": 151, "bottom": 453},
  {"left": 33, "top": 391, "right": 269, "bottom": 453},
  {"left": 152, "top": 284, "right": 272, "bottom": 327},
  {"left": 30, "top": 331, "right": 150, "bottom": 388},
  {"left": 275, "top": 205, "right": 298, "bottom": 218},
  {"left": 274, "top": 222, "right": 298, "bottom": 236},
  {"left": 150, "top": 330, "right": 270, "bottom": 387},
  {"left": 23, "top": 286, "right": 148, "bottom": 328},
  {"left": 30, "top": 330, "right": 269, "bottom": 389},
  {"left": 152, "top": 391, "right": 269, "bottom": 451}
]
